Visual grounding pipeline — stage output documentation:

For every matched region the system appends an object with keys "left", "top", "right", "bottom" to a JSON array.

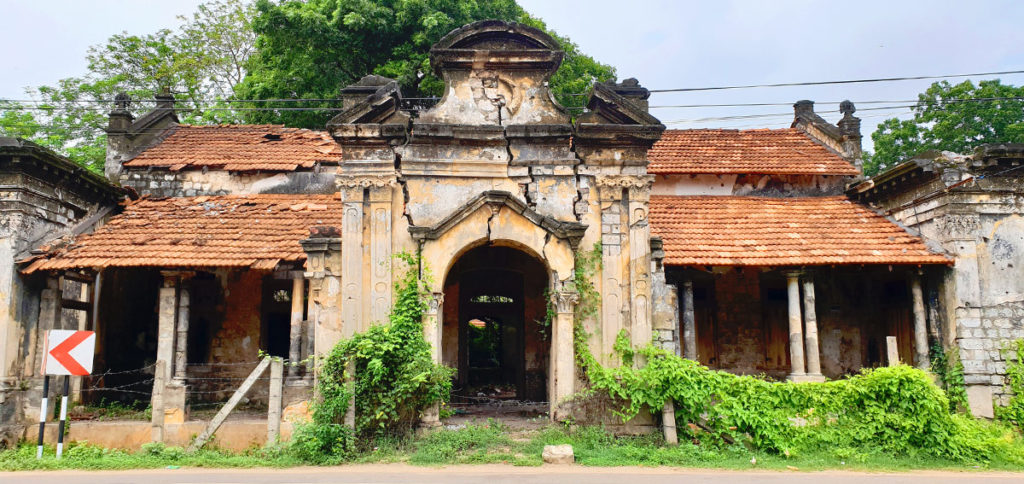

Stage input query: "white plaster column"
[
  {"left": 339, "top": 188, "right": 364, "bottom": 335},
  {"left": 681, "top": 278, "right": 697, "bottom": 360},
  {"left": 911, "top": 270, "right": 930, "bottom": 370},
  {"left": 368, "top": 185, "right": 394, "bottom": 325},
  {"left": 420, "top": 291, "right": 444, "bottom": 427},
  {"left": 785, "top": 271, "right": 806, "bottom": 378},
  {"left": 801, "top": 275, "right": 823, "bottom": 378},
  {"left": 172, "top": 284, "right": 190, "bottom": 383},
  {"left": 551, "top": 286, "right": 579, "bottom": 420},
  {"left": 155, "top": 272, "right": 178, "bottom": 384},
  {"left": 288, "top": 273, "right": 305, "bottom": 378},
  {"left": 627, "top": 183, "right": 653, "bottom": 353}
]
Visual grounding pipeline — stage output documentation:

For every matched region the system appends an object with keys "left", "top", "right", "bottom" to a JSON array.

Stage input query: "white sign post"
[{"left": 38, "top": 330, "right": 95, "bottom": 459}]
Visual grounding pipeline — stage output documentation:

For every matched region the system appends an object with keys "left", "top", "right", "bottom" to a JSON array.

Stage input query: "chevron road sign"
[{"left": 43, "top": 330, "right": 95, "bottom": 376}]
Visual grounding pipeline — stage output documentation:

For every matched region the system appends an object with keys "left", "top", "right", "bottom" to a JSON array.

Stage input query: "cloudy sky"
[{"left": 3, "top": 0, "right": 1023, "bottom": 152}]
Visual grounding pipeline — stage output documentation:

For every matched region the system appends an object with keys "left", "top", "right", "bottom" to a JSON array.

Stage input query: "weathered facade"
[
  {"left": 0, "top": 20, "right": 975, "bottom": 446},
  {"left": 0, "top": 138, "right": 122, "bottom": 440},
  {"left": 851, "top": 145, "right": 1024, "bottom": 417}
]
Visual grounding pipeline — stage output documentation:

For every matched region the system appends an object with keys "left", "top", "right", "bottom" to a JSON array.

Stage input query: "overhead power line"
[{"left": 648, "top": 69, "right": 1024, "bottom": 93}]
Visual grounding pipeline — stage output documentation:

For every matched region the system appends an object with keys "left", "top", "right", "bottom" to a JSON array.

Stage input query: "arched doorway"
[{"left": 442, "top": 245, "right": 550, "bottom": 403}]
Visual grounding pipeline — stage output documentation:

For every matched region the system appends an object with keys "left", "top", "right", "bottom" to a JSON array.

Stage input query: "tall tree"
[
  {"left": 866, "top": 79, "right": 1024, "bottom": 176},
  {"left": 236, "top": 0, "right": 616, "bottom": 128}
]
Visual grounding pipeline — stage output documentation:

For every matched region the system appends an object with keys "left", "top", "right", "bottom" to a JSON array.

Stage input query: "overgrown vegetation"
[
  {"left": 998, "top": 339, "right": 1024, "bottom": 428},
  {"left": 931, "top": 342, "right": 969, "bottom": 412},
  {"left": 290, "top": 253, "right": 453, "bottom": 464},
  {"left": 567, "top": 244, "right": 1024, "bottom": 465}
]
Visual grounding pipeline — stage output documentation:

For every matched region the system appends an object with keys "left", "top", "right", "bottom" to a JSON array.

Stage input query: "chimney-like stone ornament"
[
  {"left": 154, "top": 88, "right": 176, "bottom": 111},
  {"left": 793, "top": 99, "right": 815, "bottom": 118},
  {"left": 607, "top": 78, "right": 651, "bottom": 113},
  {"left": 105, "top": 92, "right": 134, "bottom": 182},
  {"left": 837, "top": 100, "right": 863, "bottom": 173}
]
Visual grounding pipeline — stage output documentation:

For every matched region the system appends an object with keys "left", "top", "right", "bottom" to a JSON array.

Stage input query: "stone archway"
[
  {"left": 412, "top": 191, "right": 583, "bottom": 420},
  {"left": 443, "top": 245, "right": 550, "bottom": 404}
]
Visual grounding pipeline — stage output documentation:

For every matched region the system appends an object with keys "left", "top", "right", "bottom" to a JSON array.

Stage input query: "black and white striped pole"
[
  {"left": 56, "top": 375, "right": 70, "bottom": 458},
  {"left": 38, "top": 329, "right": 96, "bottom": 459},
  {"left": 35, "top": 375, "right": 50, "bottom": 459}
]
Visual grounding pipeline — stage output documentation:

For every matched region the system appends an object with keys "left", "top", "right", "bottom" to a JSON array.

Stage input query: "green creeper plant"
[
  {"left": 290, "top": 253, "right": 454, "bottom": 463},
  {"left": 998, "top": 339, "right": 1024, "bottom": 428}
]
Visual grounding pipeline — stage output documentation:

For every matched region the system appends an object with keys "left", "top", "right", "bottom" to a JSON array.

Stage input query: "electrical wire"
[{"left": 648, "top": 69, "right": 1024, "bottom": 93}]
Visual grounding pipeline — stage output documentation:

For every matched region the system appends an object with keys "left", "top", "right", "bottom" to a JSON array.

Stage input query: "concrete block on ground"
[{"left": 542, "top": 444, "right": 574, "bottom": 464}]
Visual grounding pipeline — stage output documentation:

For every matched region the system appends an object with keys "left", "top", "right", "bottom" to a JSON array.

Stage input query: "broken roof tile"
[
  {"left": 647, "top": 128, "right": 858, "bottom": 175},
  {"left": 25, "top": 194, "right": 343, "bottom": 272},
  {"left": 649, "top": 195, "right": 949, "bottom": 266},
  {"left": 123, "top": 125, "right": 342, "bottom": 172}
]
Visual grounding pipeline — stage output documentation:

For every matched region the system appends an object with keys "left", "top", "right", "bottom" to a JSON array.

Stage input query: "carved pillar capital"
[
  {"left": 552, "top": 290, "right": 579, "bottom": 314},
  {"left": 424, "top": 292, "right": 444, "bottom": 315}
]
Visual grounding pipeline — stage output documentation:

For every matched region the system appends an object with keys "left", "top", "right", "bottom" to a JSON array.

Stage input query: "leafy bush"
[
  {"left": 583, "top": 343, "right": 1024, "bottom": 463},
  {"left": 998, "top": 339, "right": 1024, "bottom": 428},
  {"left": 291, "top": 253, "right": 454, "bottom": 463}
]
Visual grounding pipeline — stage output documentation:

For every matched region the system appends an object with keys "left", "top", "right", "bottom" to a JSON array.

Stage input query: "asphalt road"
[{"left": 6, "top": 464, "right": 1024, "bottom": 484}]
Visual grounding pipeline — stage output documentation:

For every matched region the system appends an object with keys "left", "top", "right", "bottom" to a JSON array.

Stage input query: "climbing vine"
[
  {"left": 931, "top": 342, "right": 969, "bottom": 412},
  {"left": 291, "top": 253, "right": 454, "bottom": 463},
  {"left": 998, "top": 339, "right": 1024, "bottom": 428}
]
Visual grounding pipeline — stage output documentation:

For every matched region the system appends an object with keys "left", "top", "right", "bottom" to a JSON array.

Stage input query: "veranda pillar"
[
  {"left": 551, "top": 286, "right": 579, "bottom": 420},
  {"left": 288, "top": 272, "right": 305, "bottom": 378},
  {"left": 801, "top": 275, "right": 823, "bottom": 379},
  {"left": 681, "top": 278, "right": 697, "bottom": 360},
  {"left": 173, "top": 286, "right": 190, "bottom": 383},
  {"left": 785, "top": 271, "right": 806, "bottom": 379},
  {"left": 911, "top": 270, "right": 930, "bottom": 370},
  {"left": 420, "top": 292, "right": 444, "bottom": 428}
]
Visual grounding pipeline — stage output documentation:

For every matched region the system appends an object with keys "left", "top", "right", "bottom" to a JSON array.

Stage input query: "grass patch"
[
  {"left": 0, "top": 441, "right": 301, "bottom": 471},
  {"left": 5, "top": 422, "right": 1024, "bottom": 472}
]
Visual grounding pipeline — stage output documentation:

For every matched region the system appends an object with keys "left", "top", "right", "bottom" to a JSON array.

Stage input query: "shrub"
[{"left": 290, "top": 253, "right": 454, "bottom": 462}]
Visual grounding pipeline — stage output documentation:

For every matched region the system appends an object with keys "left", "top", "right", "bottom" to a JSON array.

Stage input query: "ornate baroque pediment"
[{"left": 407, "top": 190, "right": 587, "bottom": 249}]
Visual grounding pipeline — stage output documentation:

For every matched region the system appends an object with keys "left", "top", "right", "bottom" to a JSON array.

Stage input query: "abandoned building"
[
  {"left": 851, "top": 145, "right": 1024, "bottom": 417},
  {"left": 0, "top": 19, "right": 1018, "bottom": 447}
]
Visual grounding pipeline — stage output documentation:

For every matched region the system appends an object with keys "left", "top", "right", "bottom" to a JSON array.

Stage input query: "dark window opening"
[{"left": 261, "top": 277, "right": 292, "bottom": 358}]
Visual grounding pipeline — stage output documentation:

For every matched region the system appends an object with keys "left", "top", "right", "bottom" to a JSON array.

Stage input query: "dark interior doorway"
[{"left": 443, "top": 245, "right": 549, "bottom": 403}]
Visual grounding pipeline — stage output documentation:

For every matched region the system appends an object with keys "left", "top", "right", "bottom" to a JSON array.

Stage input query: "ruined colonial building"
[
  {"left": 4, "top": 20, "right": 1010, "bottom": 446},
  {"left": 851, "top": 145, "right": 1024, "bottom": 417}
]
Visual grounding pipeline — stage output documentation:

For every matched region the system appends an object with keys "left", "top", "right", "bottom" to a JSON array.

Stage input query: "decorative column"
[
  {"left": 784, "top": 271, "right": 806, "bottom": 379},
  {"left": 681, "top": 279, "right": 697, "bottom": 361},
  {"left": 911, "top": 270, "right": 930, "bottom": 370},
  {"left": 551, "top": 284, "right": 579, "bottom": 420},
  {"left": 420, "top": 292, "right": 444, "bottom": 427},
  {"left": 300, "top": 226, "right": 343, "bottom": 356},
  {"left": 801, "top": 274, "right": 823, "bottom": 379},
  {"left": 32, "top": 276, "right": 62, "bottom": 376},
  {"left": 627, "top": 181, "right": 654, "bottom": 353},
  {"left": 288, "top": 272, "right": 305, "bottom": 378}
]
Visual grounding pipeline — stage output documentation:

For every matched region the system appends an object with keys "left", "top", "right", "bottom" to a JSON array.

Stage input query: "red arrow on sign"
[{"left": 48, "top": 331, "right": 92, "bottom": 376}]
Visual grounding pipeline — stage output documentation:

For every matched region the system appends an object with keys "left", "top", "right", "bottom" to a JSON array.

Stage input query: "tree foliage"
[
  {"left": 0, "top": 0, "right": 256, "bottom": 172},
  {"left": 236, "top": 0, "right": 616, "bottom": 127},
  {"left": 866, "top": 79, "right": 1024, "bottom": 176}
]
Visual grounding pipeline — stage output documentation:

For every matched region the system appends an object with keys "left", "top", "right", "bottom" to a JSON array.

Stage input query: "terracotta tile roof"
[
  {"left": 123, "top": 125, "right": 342, "bottom": 172},
  {"left": 25, "top": 194, "right": 342, "bottom": 272},
  {"left": 647, "top": 128, "right": 859, "bottom": 175},
  {"left": 649, "top": 195, "right": 950, "bottom": 266}
]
